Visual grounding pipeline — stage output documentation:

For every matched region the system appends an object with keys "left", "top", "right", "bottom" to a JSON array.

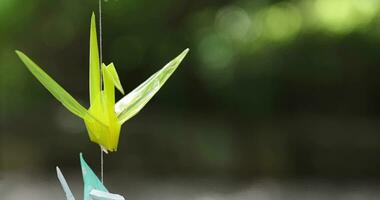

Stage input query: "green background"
[{"left": 2, "top": 0, "right": 380, "bottom": 198}]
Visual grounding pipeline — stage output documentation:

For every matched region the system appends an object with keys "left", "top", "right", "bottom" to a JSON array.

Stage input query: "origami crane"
[
  {"left": 56, "top": 153, "right": 125, "bottom": 200},
  {"left": 15, "top": 13, "right": 189, "bottom": 152}
]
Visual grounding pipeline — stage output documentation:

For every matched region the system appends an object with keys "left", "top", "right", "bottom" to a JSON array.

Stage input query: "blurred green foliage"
[{"left": 2, "top": 0, "right": 380, "bottom": 179}]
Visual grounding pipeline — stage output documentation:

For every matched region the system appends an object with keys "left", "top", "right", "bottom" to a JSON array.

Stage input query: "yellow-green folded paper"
[{"left": 16, "top": 13, "right": 189, "bottom": 152}]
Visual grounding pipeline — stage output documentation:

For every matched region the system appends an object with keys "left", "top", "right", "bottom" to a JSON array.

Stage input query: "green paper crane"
[{"left": 16, "top": 13, "right": 189, "bottom": 152}]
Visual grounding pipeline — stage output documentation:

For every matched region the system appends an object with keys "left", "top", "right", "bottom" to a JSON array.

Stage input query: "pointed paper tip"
[
  {"left": 91, "top": 12, "right": 96, "bottom": 26},
  {"left": 179, "top": 48, "right": 190, "bottom": 59},
  {"left": 108, "top": 62, "right": 115, "bottom": 69},
  {"left": 79, "top": 153, "right": 88, "bottom": 176},
  {"left": 56, "top": 166, "right": 64, "bottom": 179},
  {"left": 118, "top": 84, "right": 125, "bottom": 95},
  {"left": 80, "top": 152, "right": 85, "bottom": 164},
  {"left": 171, "top": 48, "right": 189, "bottom": 65},
  {"left": 15, "top": 50, "right": 23, "bottom": 56},
  {"left": 15, "top": 50, "right": 29, "bottom": 62}
]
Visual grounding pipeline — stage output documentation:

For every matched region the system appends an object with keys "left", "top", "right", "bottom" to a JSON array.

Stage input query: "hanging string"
[
  {"left": 100, "top": 146, "right": 104, "bottom": 183},
  {"left": 99, "top": 0, "right": 104, "bottom": 184}
]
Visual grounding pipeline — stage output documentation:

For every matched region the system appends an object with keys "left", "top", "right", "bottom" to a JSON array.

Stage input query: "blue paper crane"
[{"left": 56, "top": 153, "right": 125, "bottom": 200}]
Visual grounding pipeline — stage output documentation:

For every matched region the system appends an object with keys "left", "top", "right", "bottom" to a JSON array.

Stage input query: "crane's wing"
[
  {"left": 90, "top": 190, "right": 125, "bottom": 200},
  {"left": 115, "top": 49, "right": 189, "bottom": 124},
  {"left": 56, "top": 167, "right": 76, "bottom": 200},
  {"left": 15, "top": 51, "right": 106, "bottom": 127}
]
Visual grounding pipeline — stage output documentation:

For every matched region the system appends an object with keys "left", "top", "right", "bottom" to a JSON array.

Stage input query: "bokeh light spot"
[
  {"left": 198, "top": 33, "right": 234, "bottom": 70},
  {"left": 263, "top": 3, "right": 302, "bottom": 42},
  {"left": 216, "top": 6, "right": 251, "bottom": 43},
  {"left": 314, "top": 0, "right": 380, "bottom": 34}
]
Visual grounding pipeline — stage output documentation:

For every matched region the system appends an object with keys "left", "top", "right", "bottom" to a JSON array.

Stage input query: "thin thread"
[
  {"left": 101, "top": 147, "right": 104, "bottom": 183},
  {"left": 99, "top": 0, "right": 104, "bottom": 184}
]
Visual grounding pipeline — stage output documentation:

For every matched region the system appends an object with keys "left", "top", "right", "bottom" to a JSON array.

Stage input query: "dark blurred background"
[{"left": 2, "top": 0, "right": 380, "bottom": 199}]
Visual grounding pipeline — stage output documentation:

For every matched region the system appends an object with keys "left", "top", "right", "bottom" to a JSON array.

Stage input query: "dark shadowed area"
[{"left": 1, "top": 0, "right": 380, "bottom": 199}]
